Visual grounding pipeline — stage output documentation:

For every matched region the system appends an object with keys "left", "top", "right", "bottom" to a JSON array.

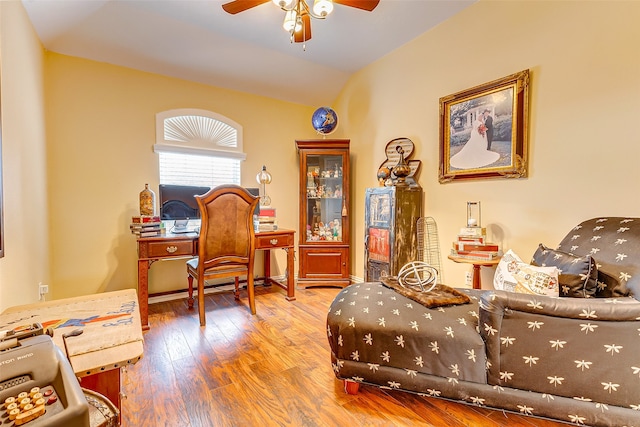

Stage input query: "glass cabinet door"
[{"left": 304, "top": 154, "right": 345, "bottom": 243}]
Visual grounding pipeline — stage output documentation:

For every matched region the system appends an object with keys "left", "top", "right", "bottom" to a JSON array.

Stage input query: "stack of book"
[
  {"left": 130, "top": 215, "right": 165, "bottom": 237},
  {"left": 256, "top": 207, "right": 278, "bottom": 232},
  {"left": 451, "top": 227, "right": 502, "bottom": 260}
]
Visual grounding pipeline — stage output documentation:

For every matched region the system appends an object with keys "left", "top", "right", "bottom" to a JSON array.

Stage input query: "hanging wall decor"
[{"left": 439, "top": 69, "right": 530, "bottom": 183}]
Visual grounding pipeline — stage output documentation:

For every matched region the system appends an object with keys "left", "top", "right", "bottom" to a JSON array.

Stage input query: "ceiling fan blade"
[
  {"left": 222, "top": 0, "right": 270, "bottom": 15},
  {"left": 293, "top": 13, "right": 312, "bottom": 43},
  {"left": 334, "top": 0, "right": 380, "bottom": 12}
]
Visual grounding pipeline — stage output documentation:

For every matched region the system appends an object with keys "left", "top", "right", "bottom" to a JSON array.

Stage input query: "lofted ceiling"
[{"left": 21, "top": 0, "right": 475, "bottom": 106}]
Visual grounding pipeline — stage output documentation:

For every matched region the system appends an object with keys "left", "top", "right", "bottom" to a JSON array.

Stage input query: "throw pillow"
[
  {"left": 531, "top": 244, "right": 598, "bottom": 298},
  {"left": 494, "top": 249, "right": 559, "bottom": 296}
]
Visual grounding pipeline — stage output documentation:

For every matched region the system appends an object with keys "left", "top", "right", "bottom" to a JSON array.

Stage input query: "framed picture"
[{"left": 439, "top": 69, "right": 530, "bottom": 183}]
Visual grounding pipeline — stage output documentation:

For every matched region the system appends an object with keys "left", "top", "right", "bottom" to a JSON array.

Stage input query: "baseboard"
[{"left": 148, "top": 275, "right": 286, "bottom": 304}]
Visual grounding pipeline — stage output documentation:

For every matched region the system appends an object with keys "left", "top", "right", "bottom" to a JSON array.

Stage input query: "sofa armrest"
[
  {"left": 478, "top": 291, "right": 640, "bottom": 406},
  {"left": 480, "top": 290, "right": 640, "bottom": 322}
]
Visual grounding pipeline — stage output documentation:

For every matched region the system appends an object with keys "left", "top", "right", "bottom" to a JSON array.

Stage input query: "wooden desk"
[
  {"left": 1, "top": 290, "right": 143, "bottom": 425},
  {"left": 448, "top": 255, "right": 501, "bottom": 290},
  {"left": 137, "top": 229, "right": 296, "bottom": 330}
]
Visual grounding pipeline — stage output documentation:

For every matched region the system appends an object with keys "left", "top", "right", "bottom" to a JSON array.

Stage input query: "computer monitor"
[
  {"left": 159, "top": 184, "right": 210, "bottom": 220},
  {"left": 159, "top": 185, "right": 261, "bottom": 221},
  {"left": 246, "top": 187, "right": 260, "bottom": 217}
]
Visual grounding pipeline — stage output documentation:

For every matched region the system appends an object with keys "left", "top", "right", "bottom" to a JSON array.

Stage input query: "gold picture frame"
[{"left": 439, "top": 69, "right": 530, "bottom": 183}]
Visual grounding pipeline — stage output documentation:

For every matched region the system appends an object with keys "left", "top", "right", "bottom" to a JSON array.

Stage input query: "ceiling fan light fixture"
[
  {"left": 283, "top": 10, "right": 297, "bottom": 32},
  {"left": 272, "top": 0, "right": 294, "bottom": 9},
  {"left": 312, "top": 0, "right": 334, "bottom": 17},
  {"left": 222, "top": 0, "right": 379, "bottom": 45}
]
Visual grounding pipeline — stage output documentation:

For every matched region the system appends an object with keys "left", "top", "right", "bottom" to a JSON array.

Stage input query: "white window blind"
[
  {"left": 158, "top": 152, "right": 240, "bottom": 186},
  {"left": 154, "top": 109, "right": 244, "bottom": 187}
]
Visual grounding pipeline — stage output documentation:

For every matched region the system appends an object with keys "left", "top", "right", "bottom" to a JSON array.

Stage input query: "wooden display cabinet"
[
  {"left": 364, "top": 185, "right": 422, "bottom": 281},
  {"left": 296, "top": 139, "right": 350, "bottom": 287}
]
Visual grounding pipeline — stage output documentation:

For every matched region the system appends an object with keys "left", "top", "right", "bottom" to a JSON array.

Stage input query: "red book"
[
  {"left": 457, "top": 236, "right": 486, "bottom": 244},
  {"left": 132, "top": 215, "right": 161, "bottom": 224},
  {"left": 454, "top": 242, "right": 499, "bottom": 252},
  {"left": 259, "top": 208, "right": 276, "bottom": 217},
  {"left": 453, "top": 250, "right": 501, "bottom": 260}
]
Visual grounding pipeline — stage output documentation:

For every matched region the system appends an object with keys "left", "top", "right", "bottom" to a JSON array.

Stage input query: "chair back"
[{"left": 195, "top": 185, "right": 259, "bottom": 271}]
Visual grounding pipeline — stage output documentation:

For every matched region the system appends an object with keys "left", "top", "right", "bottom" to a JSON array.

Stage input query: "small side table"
[{"left": 448, "top": 255, "right": 501, "bottom": 290}]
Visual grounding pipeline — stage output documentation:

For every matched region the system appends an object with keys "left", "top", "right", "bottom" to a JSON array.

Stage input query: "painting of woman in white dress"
[
  {"left": 449, "top": 112, "right": 500, "bottom": 170},
  {"left": 439, "top": 70, "right": 530, "bottom": 183}
]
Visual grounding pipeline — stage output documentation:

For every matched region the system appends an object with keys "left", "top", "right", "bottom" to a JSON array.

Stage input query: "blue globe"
[{"left": 311, "top": 107, "right": 338, "bottom": 135}]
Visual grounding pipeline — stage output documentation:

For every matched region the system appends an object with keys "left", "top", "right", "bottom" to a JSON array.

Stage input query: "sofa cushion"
[
  {"left": 531, "top": 244, "right": 598, "bottom": 298},
  {"left": 494, "top": 250, "right": 559, "bottom": 296},
  {"left": 327, "top": 283, "right": 488, "bottom": 384},
  {"left": 555, "top": 217, "right": 640, "bottom": 300}
]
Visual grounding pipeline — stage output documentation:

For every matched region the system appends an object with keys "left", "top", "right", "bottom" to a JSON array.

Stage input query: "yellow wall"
[
  {"left": 335, "top": 0, "right": 640, "bottom": 287},
  {"left": 0, "top": 1, "right": 50, "bottom": 310},
  {"left": 44, "top": 54, "right": 316, "bottom": 299},
  {"left": 2, "top": 1, "right": 640, "bottom": 308}
]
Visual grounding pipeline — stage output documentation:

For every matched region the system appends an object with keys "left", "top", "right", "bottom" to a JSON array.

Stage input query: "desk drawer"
[
  {"left": 255, "top": 233, "right": 294, "bottom": 249},
  {"left": 146, "top": 240, "right": 195, "bottom": 258}
]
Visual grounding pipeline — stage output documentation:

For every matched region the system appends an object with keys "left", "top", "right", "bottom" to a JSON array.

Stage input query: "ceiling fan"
[{"left": 221, "top": 0, "right": 380, "bottom": 43}]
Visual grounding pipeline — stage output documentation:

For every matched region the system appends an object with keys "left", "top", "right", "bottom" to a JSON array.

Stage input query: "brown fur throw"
[{"left": 381, "top": 277, "right": 471, "bottom": 308}]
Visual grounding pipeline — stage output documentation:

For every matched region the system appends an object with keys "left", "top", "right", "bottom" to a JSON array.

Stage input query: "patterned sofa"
[{"left": 327, "top": 217, "right": 640, "bottom": 426}]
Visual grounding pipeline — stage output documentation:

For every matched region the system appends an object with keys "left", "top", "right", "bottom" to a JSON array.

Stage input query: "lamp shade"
[
  {"left": 256, "top": 165, "right": 272, "bottom": 185},
  {"left": 313, "top": 0, "right": 334, "bottom": 17},
  {"left": 272, "top": 0, "right": 294, "bottom": 8},
  {"left": 283, "top": 10, "right": 297, "bottom": 32}
]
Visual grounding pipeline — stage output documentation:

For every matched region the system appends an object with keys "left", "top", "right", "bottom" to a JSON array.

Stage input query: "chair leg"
[
  {"left": 187, "top": 274, "right": 194, "bottom": 309},
  {"left": 198, "top": 277, "right": 206, "bottom": 326},
  {"left": 247, "top": 274, "right": 256, "bottom": 315},
  {"left": 234, "top": 277, "right": 240, "bottom": 300}
]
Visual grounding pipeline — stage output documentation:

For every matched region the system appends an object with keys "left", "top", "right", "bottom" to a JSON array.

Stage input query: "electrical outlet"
[
  {"left": 465, "top": 272, "right": 473, "bottom": 286},
  {"left": 39, "top": 283, "right": 49, "bottom": 300}
]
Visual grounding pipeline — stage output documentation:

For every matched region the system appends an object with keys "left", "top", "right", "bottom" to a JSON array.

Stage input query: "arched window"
[{"left": 154, "top": 109, "right": 244, "bottom": 187}]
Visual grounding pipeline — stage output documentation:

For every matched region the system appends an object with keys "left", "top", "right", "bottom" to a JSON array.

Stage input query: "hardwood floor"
[{"left": 121, "top": 284, "right": 569, "bottom": 427}]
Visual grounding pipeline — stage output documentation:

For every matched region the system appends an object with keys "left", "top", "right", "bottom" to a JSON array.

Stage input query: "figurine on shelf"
[
  {"left": 325, "top": 187, "right": 333, "bottom": 198},
  {"left": 311, "top": 204, "right": 321, "bottom": 228},
  {"left": 334, "top": 184, "right": 342, "bottom": 198},
  {"left": 331, "top": 219, "right": 341, "bottom": 240},
  {"left": 334, "top": 164, "right": 340, "bottom": 178},
  {"left": 377, "top": 166, "right": 391, "bottom": 186},
  {"left": 391, "top": 145, "right": 411, "bottom": 186}
]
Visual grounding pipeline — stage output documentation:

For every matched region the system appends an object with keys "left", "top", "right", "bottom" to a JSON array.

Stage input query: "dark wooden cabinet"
[
  {"left": 296, "top": 139, "right": 350, "bottom": 287},
  {"left": 364, "top": 185, "right": 422, "bottom": 282}
]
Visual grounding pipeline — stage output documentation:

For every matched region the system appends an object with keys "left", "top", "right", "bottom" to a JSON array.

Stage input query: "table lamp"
[{"left": 256, "top": 165, "right": 272, "bottom": 207}]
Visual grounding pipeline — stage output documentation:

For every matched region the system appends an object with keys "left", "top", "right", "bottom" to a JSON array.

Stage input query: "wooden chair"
[{"left": 186, "top": 185, "right": 260, "bottom": 326}]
